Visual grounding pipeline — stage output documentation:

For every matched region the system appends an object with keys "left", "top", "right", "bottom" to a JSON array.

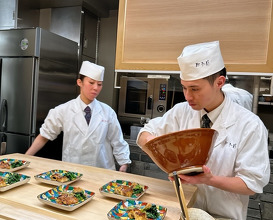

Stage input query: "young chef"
[
  {"left": 26, "top": 61, "right": 131, "bottom": 172},
  {"left": 137, "top": 41, "right": 270, "bottom": 219}
]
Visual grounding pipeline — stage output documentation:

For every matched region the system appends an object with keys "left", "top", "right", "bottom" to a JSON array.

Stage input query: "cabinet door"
[
  {"left": 0, "top": 58, "right": 35, "bottom": 134},
  {"left": 115, "top": 0, "right": 273, "bottom": 73}
]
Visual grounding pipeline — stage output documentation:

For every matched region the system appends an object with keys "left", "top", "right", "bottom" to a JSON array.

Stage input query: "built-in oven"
[{"left": 118, "top": 75, "right": 185, "bottom": 136}]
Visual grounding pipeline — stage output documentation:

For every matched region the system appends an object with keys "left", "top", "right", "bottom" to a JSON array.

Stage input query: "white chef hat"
[
  {"left": 177, "top": 41, "right": 225, "bottom": 81},
  {"left": 79, "top": 61, "right": 104, "bottom": 81}
]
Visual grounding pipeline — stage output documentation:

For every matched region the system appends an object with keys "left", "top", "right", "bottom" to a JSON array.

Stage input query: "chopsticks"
[{"left": 172, "top": 171, "right": 189, "bottom": 220}]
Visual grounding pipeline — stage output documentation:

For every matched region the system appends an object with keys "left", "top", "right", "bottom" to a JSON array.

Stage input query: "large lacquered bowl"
[{"left": 142, "top": 128, "right": 217, "bottom": 176}]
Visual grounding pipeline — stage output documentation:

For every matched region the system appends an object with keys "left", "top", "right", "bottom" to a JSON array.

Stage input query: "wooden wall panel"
[{"left": 115, "top": 0, "right": 273, "bottom": 72}]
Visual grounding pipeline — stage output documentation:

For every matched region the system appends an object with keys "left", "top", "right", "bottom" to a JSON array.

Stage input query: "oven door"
[{"left": 118, "top": 77, "right": 154, "bottom": 121}]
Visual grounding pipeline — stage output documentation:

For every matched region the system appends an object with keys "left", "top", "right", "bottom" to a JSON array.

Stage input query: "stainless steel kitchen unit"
[{"left": 0, "top": 27, "right": 78, "bottom": 156}]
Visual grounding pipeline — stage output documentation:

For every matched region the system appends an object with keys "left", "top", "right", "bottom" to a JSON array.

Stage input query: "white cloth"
[
  {"left": 177, "top": 41, "right": 225, "bottom": 80},
  {"left": 136, "top": 97, "right": 270, "bottom": 220},
  {"left": 40, "top": 96, "right": 131, "bottom": 170},
  {"left": 222, "top": 84, "right": 253, "bottom": 111},
  {"left": 79, "top": 61, "right": 104, "bottom": 81}
]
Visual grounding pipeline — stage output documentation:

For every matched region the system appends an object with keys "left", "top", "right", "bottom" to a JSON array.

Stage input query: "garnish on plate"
[
  {"left": 0, "top": 159, "right": 23, "bottom": 169},
  {"left": 127, "top": 203, "right": 160, "bottom": 219},
  {"left": 56, "top": 187, "right": 87, "bottom": 205},
  {"left": 0, "top": 172, "right": 21, "bottom": 187}
]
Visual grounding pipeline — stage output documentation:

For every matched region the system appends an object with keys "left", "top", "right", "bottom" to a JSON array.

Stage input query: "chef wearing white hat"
[
  {"left": 137, "top": 41, "right": 270, "bottom": 219},
  {"left": 177, "top": 41, "right": 224, "bottom": 81},
  {"left": 26, "top": 61, "right": 131, "bottom": 172}
]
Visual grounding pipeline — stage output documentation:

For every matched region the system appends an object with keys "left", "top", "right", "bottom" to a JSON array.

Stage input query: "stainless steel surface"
[
  {"left": 16, "top": 0, "right": 118, "bottom": 18},
  {"left": 39, "top": 28, "right": 78, "bottom": 67},
  {"left": 118, "top": 76, "right": 170, "bottom": 119},
  {"left": 0, "top": 0, "right": 17, "bottom": 29},
  {"left": 118, "top": 76, "right": 155, "bottom": 120},
  {"left": 1, "top": 58, "right": 35, "bottom": 134},
  {"left": 253, "top": 76, "right": 260, "bottom": 114},
  {"left": 0, "top": 27, "right": 78, "bottom": 155},
  {"left": 0, "top": 133, "right": 31, "bottom": 154},
  {"left": 82, "top": 10, "right": 98, "bottom": 60},
  {"left": 118, "top": 75, "right": 184, "bottom": 135},
  {"left": 17, "top": 0, "right": 40, "bottom": 29},
  {"left": 0, "top": 28, "right": 78, "bottom": 66},
  {"left": 50, "top": 6, "right": 82, "bottom": 44},
  {"left": 0, "top": 28, "right": 39, "bottom": 57}
]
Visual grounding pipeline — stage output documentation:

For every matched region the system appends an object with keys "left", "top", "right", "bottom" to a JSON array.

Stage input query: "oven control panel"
[{"left": 159, "top": 84, "right": 167, "bottom": 100}]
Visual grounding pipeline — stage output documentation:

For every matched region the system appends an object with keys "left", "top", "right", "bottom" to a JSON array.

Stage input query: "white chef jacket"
[
  {"left": 222, "top": 84, "right": 253, "bottom": 111},
  {"left": 40, "top": 95, "right": 131, "bottom": 170},
  {"left": 137, "top": 96, "right": 270, "bottom": 220}
]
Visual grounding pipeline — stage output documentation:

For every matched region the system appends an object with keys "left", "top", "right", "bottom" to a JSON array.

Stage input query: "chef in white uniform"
[
  {"left": 222, "top": 78, "right": 253, "bottom": 111},
  {"left": 26, "top": 61, "right": 131, "bottom": 171},
  {"left": 137, "top": 41, "right": 270, "bottom": 219}
]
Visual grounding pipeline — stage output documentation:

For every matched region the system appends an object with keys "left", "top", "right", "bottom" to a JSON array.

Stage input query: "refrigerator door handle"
[
  {"left": 0, "top": 99, "right": 8, "bottom": 132},
  {"left": 0, "top": 134, "right": 7, "bottom": 155}
]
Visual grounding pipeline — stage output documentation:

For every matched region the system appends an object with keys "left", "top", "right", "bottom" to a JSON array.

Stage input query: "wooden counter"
[{"left": 0, "top": 154, "right": 197, "bottom": 220}]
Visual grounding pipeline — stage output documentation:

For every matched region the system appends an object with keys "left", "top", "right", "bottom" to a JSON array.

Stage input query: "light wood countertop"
[{"left": 0, "top": 153, "right": 197, "bottom": 220}]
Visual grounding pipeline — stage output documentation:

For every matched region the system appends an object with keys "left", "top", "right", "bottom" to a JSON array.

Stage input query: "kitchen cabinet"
[{"left": 115, "top": 0, "right": 273, "bottom": 73}]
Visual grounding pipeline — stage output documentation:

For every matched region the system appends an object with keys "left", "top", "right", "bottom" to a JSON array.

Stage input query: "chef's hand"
[
  {"left": 119, "top": 164, "right": 128, "bottom": 172},
  {"left": 168, "top": 165, "right": 213, "bottom": 185},
  {"left": 177, "top": 165, "right": 213, "bottom": 185},
  {"left": 175, "top": 165, "right": 256, "bottom": 195}
]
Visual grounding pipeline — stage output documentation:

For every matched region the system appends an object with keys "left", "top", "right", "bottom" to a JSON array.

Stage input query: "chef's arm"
[
  {"left": 178, "top": 165, "right": 255, "bottom": 195},
  {"left": 137, "top": 131, "right": 156, "bottom": 148},
  {"left": 25, "top": 134, "right": 49, "bottom": 155},
  {"left": 207, "top": 175, "right": 255, "bottom": 195}
]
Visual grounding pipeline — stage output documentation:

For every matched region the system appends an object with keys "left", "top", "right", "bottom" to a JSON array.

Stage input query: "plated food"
[
  {"left": 100, "top": 180, "right": 148, "bottom": 200},
  {"left": 107, "top": 199, "right": 167, "bottom": 220},
  {"left": 0, "top": 159, "right": 30, "bottom": 172},
  {"left": 37, "top": 185, "right": 95, "bottom": 211},
  {"left": 0, "top": 171, "right": 31, "bottom": 192},
  {"left": 34, "top": 169, "right": 83, "bottom": 185}
]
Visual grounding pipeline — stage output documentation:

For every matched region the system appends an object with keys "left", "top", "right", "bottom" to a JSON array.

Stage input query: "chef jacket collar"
[
  {"left": 200, "top": 95, "right": 226, "bottom": 125},
  {"left": 79, "top": 98, "right": 95, "bottom": 112}
]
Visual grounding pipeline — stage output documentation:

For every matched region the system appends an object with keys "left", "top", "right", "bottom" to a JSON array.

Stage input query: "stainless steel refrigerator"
[{"left": 0, "top": 28, "right": 78, "bottom": 157}]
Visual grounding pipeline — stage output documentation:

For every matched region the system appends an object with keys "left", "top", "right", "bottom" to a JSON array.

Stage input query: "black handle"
[
  {"left": 147, "top": 95, "right": 153, "bottom": 109},
  {"left": 0, "top": 99, "right": 8, "bottom": 132}
]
